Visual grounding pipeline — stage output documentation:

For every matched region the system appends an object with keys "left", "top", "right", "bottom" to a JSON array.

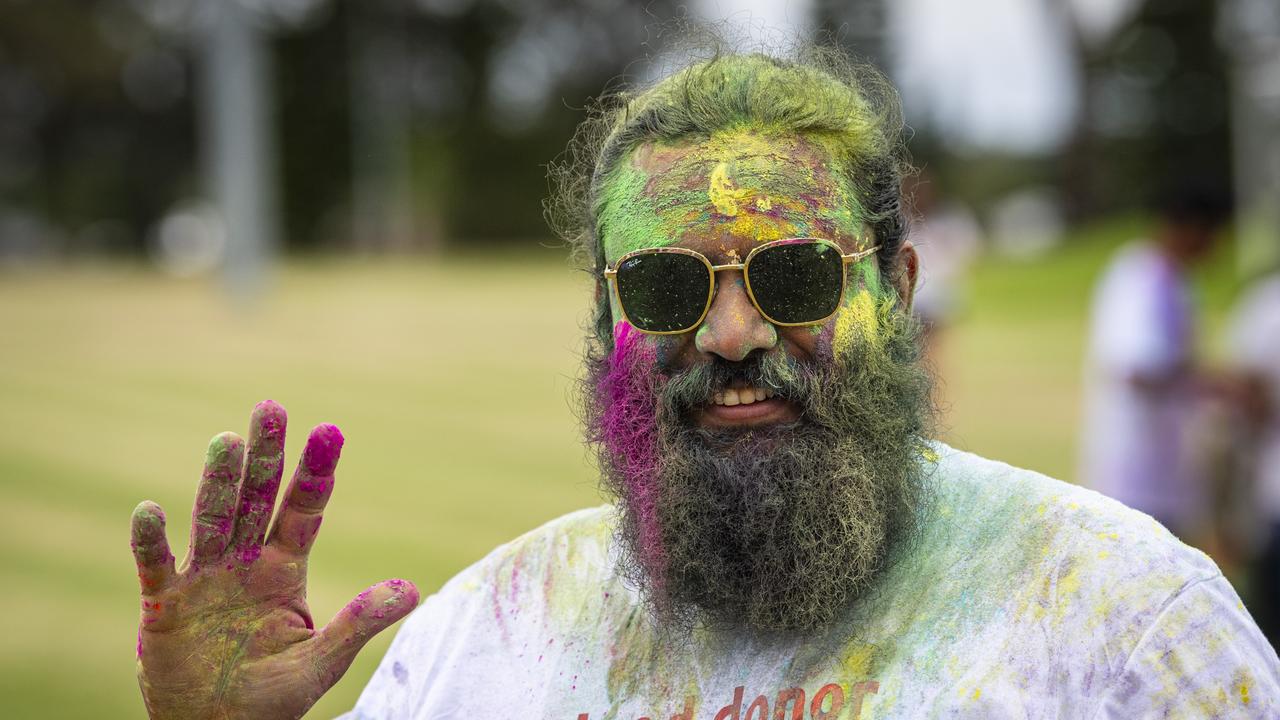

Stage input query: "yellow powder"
[
  {"left": 841, "top": 643, "right": 876, "bottom": 678},
  {"left": 728, "top": 214, "right": 786, "bottom": 243},
  {"left": 709, "top": 162, "right": 751, "bottom": 216},
  {"left": 833, "top": 288, "right": 880, "bottom": 356},
  {"left": 1057, "top": 562, "right": 1082, "bottom": 598}
]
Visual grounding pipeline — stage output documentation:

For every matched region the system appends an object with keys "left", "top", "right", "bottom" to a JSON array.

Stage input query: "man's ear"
[
  {"left": 893, "top": 240, "right": 919, "bottom": 311},
  {"left": 594, "top": 277, "right": 617, "bottom": 325}
]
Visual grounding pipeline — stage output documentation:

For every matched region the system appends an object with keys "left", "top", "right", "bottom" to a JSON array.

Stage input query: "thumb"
[{"left": 311, "top": 579, "right": 419, "bottom": 688}]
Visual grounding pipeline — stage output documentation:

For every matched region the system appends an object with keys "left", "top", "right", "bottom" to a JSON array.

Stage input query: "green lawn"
[{"left": 0, "top": 225, "right": 1240, "bottom": 718}]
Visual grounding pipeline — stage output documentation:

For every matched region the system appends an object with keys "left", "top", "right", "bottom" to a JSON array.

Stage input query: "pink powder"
[
  {"left": 348, "top": 588, "right": 373, "bottom": 617},
  {"left": 597, "top": 321, "right": 668, "bottom": 604},
  {"left": 297, "top": 515, "right": 323, "bottom": 549},
  {"left": 302, "top": 424, "right": 344, "bottom": 476},
  {"left": 235, "top": 543, "right": 262, "bottom": 565}
]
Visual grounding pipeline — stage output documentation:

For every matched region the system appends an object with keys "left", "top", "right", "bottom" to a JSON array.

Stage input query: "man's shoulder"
[
  {"left": 1103, "top": 240, "right": 1160, "bottom": 274},
  {"left": 897, "top": 445, "right": 1279, "bottom": 712},
  {"left": 1093, "top": 241, "right": 1168, "bottom": 302},
  {"left": 921, "top": 440, "right": 1218, "bottom": 620},
  {"left": 927, "top": 442, "right": 1219, "bottom": 589},
  {"left": 435, "top": 504, "right": 620, "bottom": 601},
  {"left": 897, "top": 445, "right": 1229, "bottom": 665},
  {"left": 921, "top": 443, "right": 1218, "bottom": 617},
  {"left": 500, "top": 504, "right": 617, "bottom": 551}
]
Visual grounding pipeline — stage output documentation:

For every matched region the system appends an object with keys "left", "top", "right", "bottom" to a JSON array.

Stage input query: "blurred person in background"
[
  {"left": 127, "top": 52, "right": 1278, "bottom": 719},
  {"left": 904, "top": 168, "right": 982, "bottom": 419},
  {"left": 1224, "top": 263, "right": 1280, "bottom": 647},
  {"left": 1078, "top": 185, "right": 1232, "bottom": 542}
]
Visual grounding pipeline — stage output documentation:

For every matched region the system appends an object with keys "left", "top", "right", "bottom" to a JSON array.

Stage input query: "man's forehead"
[
  {"left": 632, "top": 128, "right": 833, "bottom": 175},
  {"left": 599, "top": 127, "right": 865, "bottom": 262}
]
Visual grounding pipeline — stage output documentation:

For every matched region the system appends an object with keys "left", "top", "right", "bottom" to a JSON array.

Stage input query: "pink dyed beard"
[{"left": 594, "top": 322, "right": 670, "bottom": 609}]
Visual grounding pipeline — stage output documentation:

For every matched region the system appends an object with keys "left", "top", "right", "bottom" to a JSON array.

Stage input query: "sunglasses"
[{"left": 602, "top": 237, "right": 881, "bottom": 335}]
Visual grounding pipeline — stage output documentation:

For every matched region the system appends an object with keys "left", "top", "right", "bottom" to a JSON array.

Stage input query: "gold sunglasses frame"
[{"left": 602, "top": 237, "right": 882, "bottom": 335}]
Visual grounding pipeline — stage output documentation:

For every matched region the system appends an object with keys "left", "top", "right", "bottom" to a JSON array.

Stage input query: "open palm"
[{"left": 130, "top": 400, "right": 418, "bottom": 720}]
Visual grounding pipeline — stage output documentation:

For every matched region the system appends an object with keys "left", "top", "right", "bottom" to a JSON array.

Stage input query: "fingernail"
[
  {"left": 206, "top": 431, "right": 244, "bottom": 464},
  {"left": 252, "top": 400, "right": 288, "bottom": 438},
  {"left": 131, "top": 500, "right": 166, "bottom": 529},
  {"left": 303, "top": 423, "right": 344, "bottom": 475}
]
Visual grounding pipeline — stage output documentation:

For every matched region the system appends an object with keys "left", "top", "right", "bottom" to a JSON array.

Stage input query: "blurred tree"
[
  {"left": 1059, "top": 0, "right": 1232, "bottom": 220},
  {"left": 1, "top": 0, "right": 683, "bottom": 258},
  {"left": 814, "top": 0, "right": 887, "bottom": 67},
  {"left": 1223, "top": 0, "right": 1280, "bottom": 275},
  {"left": 277, "top": 0, "right": 683, "bottom": 251},
  {"left": 0, "top": 0, "right": 197, "bottom": 256}
]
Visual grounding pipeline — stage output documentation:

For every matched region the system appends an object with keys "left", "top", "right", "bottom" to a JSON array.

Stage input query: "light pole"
[{"left": 199, "top": 1, "right": 280, "bottom": 301}]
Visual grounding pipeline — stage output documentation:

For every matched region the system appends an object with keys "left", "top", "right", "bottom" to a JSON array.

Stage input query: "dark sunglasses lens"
[
  {"left": 748, "top": 242, "right": 845, "bottom": 324},
  {"left": 615, "top": 252, "right": 711, "bottom": 333}
]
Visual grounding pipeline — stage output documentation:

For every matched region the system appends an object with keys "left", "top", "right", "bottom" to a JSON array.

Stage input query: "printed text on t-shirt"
[{"left": 576, "top": 678, "right": 880, "bottom": 720}]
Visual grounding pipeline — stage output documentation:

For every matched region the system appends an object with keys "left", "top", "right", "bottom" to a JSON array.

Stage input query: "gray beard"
[{"left": 584, "top": 308, "right": 934, "bottom": 634}]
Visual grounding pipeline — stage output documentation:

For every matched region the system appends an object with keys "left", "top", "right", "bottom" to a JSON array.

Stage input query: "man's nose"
[{"left": 694, "top": 271, "right": 778, "bottom": 361}]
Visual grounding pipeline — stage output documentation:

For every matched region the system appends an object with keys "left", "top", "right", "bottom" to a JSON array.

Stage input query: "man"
[
  {"left": 1078, "top": 186, "right": 1231, "bottom": 541},
  {"left": 130, "top": 52, "right": 1279, "bottom": 719}
]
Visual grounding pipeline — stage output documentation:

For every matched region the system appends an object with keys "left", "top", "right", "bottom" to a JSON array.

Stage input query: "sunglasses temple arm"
[{"left": 842, "top": 245, "right": 882, "bottom": 264}]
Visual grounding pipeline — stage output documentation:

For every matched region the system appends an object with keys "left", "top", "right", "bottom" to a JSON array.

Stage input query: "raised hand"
[{"left": 130, "top": 400, "right": 419, "bottom": 720}]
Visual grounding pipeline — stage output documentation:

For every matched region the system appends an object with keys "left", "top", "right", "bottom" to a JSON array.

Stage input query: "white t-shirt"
[
  {"left": 341, "top": 445, "right": 1278, "bottom": 719},
  {"left": 1228, "top": 273, "right": 1280, "bottom": 521},
  {"left": 1080, "top": 242, "right": 1199, "bottom": 529}
]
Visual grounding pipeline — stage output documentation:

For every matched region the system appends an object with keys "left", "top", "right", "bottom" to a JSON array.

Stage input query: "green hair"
[{"left": 546, "top": 48, "right": 911, "bottom": 346}]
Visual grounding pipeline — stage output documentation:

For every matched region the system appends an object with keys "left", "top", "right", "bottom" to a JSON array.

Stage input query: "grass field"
[{"left": 0, "top": 223, "right": 1243, "bottom": 718}]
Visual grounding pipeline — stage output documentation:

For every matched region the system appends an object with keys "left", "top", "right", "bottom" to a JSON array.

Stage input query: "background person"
[
  {"left": 1225, "top": 266, "right": 1280, "bottom": 647},
  {"left": 1078, "top": 185, "right": 1232, "bottom": 540}
]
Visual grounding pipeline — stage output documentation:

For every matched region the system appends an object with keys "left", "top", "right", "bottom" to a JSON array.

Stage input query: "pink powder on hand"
[{"left": 303, "top": 424, "right": 344, "bottom": 476}]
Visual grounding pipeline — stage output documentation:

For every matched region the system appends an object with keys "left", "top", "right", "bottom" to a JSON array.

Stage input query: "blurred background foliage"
[{"left": 1, "top": 0, "right": 1272, "bottom": 265}]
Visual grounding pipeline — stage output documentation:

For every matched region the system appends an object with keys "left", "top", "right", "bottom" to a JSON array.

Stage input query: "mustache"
[{"left": 658, "top": 351, "right": 818, "bottom": 417}]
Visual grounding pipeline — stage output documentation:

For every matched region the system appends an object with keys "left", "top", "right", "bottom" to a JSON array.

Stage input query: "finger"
[
  {"left": 187, "top": 431, "right": 246, "bottom": 568},
  {"left": 230, "top": 400, "right": 288, "bottom": 564},
  {"left": 131, "top": 501, "right": 175, "bottom": 593},
  {"left": 311, "top": 579, "right": 419, "bottom": 688},
  {"left": 267, "top": 423, "right": 343, "bottom": 557}
]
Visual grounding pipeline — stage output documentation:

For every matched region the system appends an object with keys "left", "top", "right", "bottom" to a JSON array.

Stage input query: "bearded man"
[{"left": 129, "top": 52, "right": 1280, "bottom": 719}]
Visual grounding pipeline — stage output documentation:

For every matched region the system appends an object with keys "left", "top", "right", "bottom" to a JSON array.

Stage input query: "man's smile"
[{"left": 696, "top": 384, "right": 801, "bottom": 428}]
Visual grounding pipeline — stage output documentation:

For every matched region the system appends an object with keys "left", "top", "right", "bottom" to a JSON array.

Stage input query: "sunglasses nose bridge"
[{"left": 695, "top": 266, "right": 778, "bottom": 361}]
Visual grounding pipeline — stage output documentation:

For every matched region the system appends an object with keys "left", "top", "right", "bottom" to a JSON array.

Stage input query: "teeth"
[{"left": 712, "top": 386, "right": 777, "bottom": 406}]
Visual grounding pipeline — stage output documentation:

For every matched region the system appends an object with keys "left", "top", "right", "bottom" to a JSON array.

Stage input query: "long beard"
[{"left": 580, "top": 306, "right": 934, "bottom": 634}]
